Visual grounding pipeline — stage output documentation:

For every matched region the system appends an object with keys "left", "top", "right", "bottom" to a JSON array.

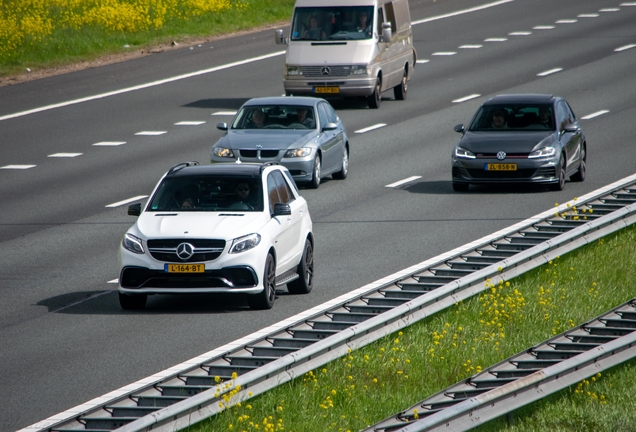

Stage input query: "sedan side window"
[
  {"left": 322, "top": 102, "right": 338, "bottom": 123},
  {"left": 317, "top": 103, "right": 329, "bottom": 130}
]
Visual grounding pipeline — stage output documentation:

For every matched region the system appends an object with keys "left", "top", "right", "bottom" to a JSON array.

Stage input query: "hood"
[
  {"left": 133, "top": 211, "right": 267, "bottom": 241},
  {"left": 458, "top": 131, "right": 555, "bottom": 153},
  {"left": 287, "top": 41, "right": 377, "bottom": 65},
  {"left": 217, "top": 130, "right": 316, "bottom": 150}
]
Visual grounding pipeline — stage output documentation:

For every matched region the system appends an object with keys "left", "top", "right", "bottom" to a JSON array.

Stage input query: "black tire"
[
  {"left": 248, "top": 253, "right": 276, "bottom": 310},
  {"left": 452, "top": 182, "right": 469, "bottom": 192},
  {"left": 570, "top": 143, "right": 586, "bottom": 182},
  {"left": 367, "top": 77, "right": 381, "bottom": 109},
  {"left": 308, "top": 155, "right": 321, "bottom": 189},
  {"left": 119, "top": 292, "right": 147, "bottom": 310},
  {"left": 393, "top": 69, "right": 407, "bottom": 100},
  {"left": 549, "top": 156, "right": 566, "bottom": 191},
  {"left": 288, "top": 239, "right": 314, "bottom": 294},
  {"left": 332, "top": 147, "right": 349, "bottom": 180}
]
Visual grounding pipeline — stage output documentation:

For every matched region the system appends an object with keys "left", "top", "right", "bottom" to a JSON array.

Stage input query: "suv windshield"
[
  {"left": 147, "top": 176, "right": 263, "bottom": 212},
  {"left": 468, "top": 104, "right": 555, "bottom": 132},
  {"left": 231, "top": 105, "right": 316, "bottom": 130},
  {"left": 291, "top": 6, "right": 375, "bottom": 41}
]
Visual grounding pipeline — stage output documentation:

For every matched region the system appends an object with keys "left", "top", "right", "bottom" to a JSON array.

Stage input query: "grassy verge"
[
  {"left": 189, "top": 223, "right": 636, "bottom": 432},
  {"left": 0, "top": 0, "right": 294, "bottom": 77}
]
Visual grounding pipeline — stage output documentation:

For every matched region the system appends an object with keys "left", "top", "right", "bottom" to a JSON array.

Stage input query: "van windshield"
[{"left": 291, "top": 6, "right": 375, "bottom": 41}]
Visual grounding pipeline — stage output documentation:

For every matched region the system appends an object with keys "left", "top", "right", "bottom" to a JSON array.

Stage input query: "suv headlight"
[
  {"left": 123, "top": 233, "right": 144, "bottom": 254},
  {"left": 528, "top": 146, "right": 556, "bottom": 158},
  {"left": 213, "top": 147, "right": 235, "bottom": 158},
  {"left": 284, "top": 147, "right": 312, "bottom": 158},
  {"left": 286, "top": 66, "right": 302, "bottom": 76},
  {"left": 229, "top": 233, "right": 261, "bottom": 254},
  {"left": 350, "top": 65, "right": 369, "bottom": 75},
  {"left": 454, "top": 146, "right": 476, "bottom": 159}
]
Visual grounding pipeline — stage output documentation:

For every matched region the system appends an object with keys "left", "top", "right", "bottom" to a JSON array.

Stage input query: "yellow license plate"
[
  {"left": 314, "top": 86, "right": 339, "bottom": 94},
  {"left": 486, "top": 163, "right": 517, "bottom": 171},
  {"left": 165, "top": 263, "right": 205, "bottom": 273}
]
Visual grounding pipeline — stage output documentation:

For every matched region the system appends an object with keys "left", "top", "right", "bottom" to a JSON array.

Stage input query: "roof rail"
[{"left": 167, "top": 161, "right": 199, "bottom": 176}]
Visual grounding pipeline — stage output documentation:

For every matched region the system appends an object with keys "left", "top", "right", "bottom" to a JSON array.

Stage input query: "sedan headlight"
[
  {"left": 286, "top": 65, "right": 303, "bottom": 76},
  {"left": 123, "top": 233, "right": 144, "bottom": 254},
  {"left": 528, "top": 146, "right": 556, "bottom": 158},
  {"left": 454, "top": 146, "right": 476, "bottom": 159},
  {"left": 229, "top": 233, "right": 261, "bottom": 254},
  {"left": 350, "top": 65, "right": 369, "bottom": 75},
  {"left": 213, "top": 147, "right": 235, "bottom": 158},
  {"left": 284, "top": 147, "right": 312, "bottom": 158}
]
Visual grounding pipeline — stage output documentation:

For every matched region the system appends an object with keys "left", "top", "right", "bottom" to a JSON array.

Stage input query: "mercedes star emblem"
[
  {"left": 321, "top": 66, "right": 331, "bottom": 76},
  {"left": 176, "top": 243, "right": 195, "bottom": 260}
]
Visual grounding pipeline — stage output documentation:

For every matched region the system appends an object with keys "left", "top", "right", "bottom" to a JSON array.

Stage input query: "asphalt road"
[{"left": 1, "top": 0, "right": 635, "bottom": 430}]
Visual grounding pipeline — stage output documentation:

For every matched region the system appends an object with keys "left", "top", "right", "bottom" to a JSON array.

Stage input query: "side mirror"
[
  {"left": 216, "top": 122, "right": 228, "bottom": 131},
  {"left": 454, "top": 124, "right": 465, "bottom": 133},
  {"left": 274, "top": 29, "right": 287, "bottom": 45},
  {"left": 562, "top": 122, "right": 579, "bottom": 133},
  {"left": 381, "top": 22, "right": 392, "bottom": 42},
  {"left": 322, "top": 122, "right": 338, "bottom": 131},
  {"left": 273, "top": 203, "right": 291, "bottom": 216},
  {"left": 128, "top": 203, "right": 141, "bottom": 216}
]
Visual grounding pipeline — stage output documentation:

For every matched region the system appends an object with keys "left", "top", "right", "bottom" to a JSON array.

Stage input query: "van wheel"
[
  {"left": 367, "top": 77, "right": 381, "bottom": 109},
  {"left": 394, "top": 69, "right": 407, "bottom": 100}
]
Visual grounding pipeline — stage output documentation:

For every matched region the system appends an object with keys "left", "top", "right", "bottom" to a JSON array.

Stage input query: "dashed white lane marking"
[
  {"left": 105, "top": 195, "right": 148, "bottom": 208},
  {"left": 416, "top": 59, "right": 430, "bottom": 64},
  {"left": 509, "top": 31, "right": 531, "bottom": 36},
  {"left": 385, "top": 176, "right": 422, "bottom": 188},
  {"left": 534, "top": 25, "right": 555, "bottom": 29},
  {"left": 556, "top": 19, "right": 578, "bottom": 23},
  {"left": 1, "top": 165, "right": 36, "bottom": 169},
  {"left": 452, "top": 94, "right": 481, "bottom": 103},
  {"left": 411, "top": 0, "right": 513, "bottom": 25},
  {"left": 578, "top": 13, "right": 599, "bottom": 17},
  {"left": 581, "top": 110, "right": 609, "bottom": 120},
  {"left": 615, "top": 44, "right": 636, "bottom": 52},
  {"left": 432, "top": 52, "right": 457, "bottom": 56},
  {"left": 175, "top": 121, "right": 206, "bottom": 126},
  {"left": 621, "top": 2, "right": 636, "bottom": 5},
  {"left": 135, "top": 131, "right": 167, "bottom": 136},
  {"left": 537, "top": 68, "right": 563, "bottom": 77},
  {"left": 485, "top": 38, "right": 507, "bottom": 42},
  {"left": 108, "top": 279, "right": 119, "bottom": 284},
  {"left": 355, "top": 123, "right": 386, "bottom": 134},
  {"left": 599, "top": 8, "right": 620, "bottom": 12},
  {"left": 93, "top": 141, "right": 126, "bottom": 146},
  {"left": 459, "top": 45, "right": 483, "bottom": 49},
  {"left": 48, "top": 153, "right": 82, "bottom": 158},
  {"left": 212, "top": 111, "right": 237, "bottom": 116}
]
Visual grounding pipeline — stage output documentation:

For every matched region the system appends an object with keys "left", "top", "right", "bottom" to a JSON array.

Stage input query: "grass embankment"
[
  {"left": 191, "top": 221, "right": 636, "bottom": 432},
  {"left": 0, "top": 0, "right": 294, "bottom": 77}
]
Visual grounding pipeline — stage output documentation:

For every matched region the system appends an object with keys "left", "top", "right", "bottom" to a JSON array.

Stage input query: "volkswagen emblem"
[
  {"left": 176, "top": 243, "right": 194, "bottom": 260},
  {"left": 321, "top": 66, "right": 331, "bottom": 76},
  {"left": 496, "top": 151, "right": 507, "bottom": 161}
]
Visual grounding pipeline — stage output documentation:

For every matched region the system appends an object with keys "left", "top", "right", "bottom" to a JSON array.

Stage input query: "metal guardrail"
[
  {"left": 366, "top": 299, "right": 636, "bottom": 431},
  {"left": 22, "top": 174, "right": 636, "bottom": 432}
]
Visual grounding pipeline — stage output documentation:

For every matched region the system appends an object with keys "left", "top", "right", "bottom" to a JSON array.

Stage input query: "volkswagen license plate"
[
  {"left": 165, "top": 263, "right": 205, "bottom": 273},
  {"left": 314, "top": 86, "right": 339, "bottom": 94},
  {"left": 486, "top": 163, "right": 517, "bottom": 171}
]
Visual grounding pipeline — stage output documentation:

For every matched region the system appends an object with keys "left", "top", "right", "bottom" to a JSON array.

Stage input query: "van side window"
[{"left": 384, "top": 1, "right": 397, "bottom": 34}]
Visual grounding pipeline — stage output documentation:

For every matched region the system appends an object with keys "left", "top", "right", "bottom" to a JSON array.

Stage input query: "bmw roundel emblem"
[
  {"left": 496, "top": 151, "right": 507, "bottom": 161},
  {"left": 176, "top": 243, "right": 194, "bottom": 260}
]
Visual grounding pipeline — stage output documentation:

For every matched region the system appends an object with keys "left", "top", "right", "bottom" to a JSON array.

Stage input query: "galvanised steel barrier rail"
[
  {"left": 22, "top": 174, "right": 636, "bottom": 432},
  {"left": 365, "top": 299, "right": 636, "bottom": 432}
]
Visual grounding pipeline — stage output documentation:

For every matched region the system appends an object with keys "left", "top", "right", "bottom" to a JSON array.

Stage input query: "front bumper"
[
  {"left": 283, "top": 76, "right": 376, "bottom": 98},
  {"left": 452, "top": 158, "right": 559, "bottom": 185}
]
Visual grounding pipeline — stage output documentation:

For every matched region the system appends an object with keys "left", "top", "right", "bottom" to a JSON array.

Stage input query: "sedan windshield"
[
  {"left": 291, "top": 6, "right": 375, "bottom": 41},
  {"left": 468, "top": 104, "right": 555, "bottom": 132},
  {"left": 147, "top": 176, "right": 263, "bottom": 212},
  {"left": 231, "top": 105, "right": 317, "bottom": 130}
]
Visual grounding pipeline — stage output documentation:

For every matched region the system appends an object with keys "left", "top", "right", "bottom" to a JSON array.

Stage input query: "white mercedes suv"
[{"left": 118, "top": 162, "right": 314, "bottom": 310}]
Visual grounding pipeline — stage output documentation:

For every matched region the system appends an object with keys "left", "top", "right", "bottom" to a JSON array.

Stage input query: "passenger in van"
[
  {"left": 303, "top": 16, "right": 326, "bottom": 40},
  {"left": 356, "top": 11, "right": 372, "bottom": 37}
]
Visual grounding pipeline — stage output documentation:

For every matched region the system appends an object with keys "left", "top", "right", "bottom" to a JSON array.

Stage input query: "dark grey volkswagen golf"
[{"left": 451, "top": 94, "right": 586, "bottom": 192}]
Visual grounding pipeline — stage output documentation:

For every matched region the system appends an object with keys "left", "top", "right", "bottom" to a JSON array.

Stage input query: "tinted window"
[
  {"left": 291, "top": 6, "right": 374, "bottom": 41},
  {"left": 231, "top": 105, "right": 316, "bottom": 130},
  {"left": 267, "top": 173, "right": 281, "bottom": 214},
  {"left": 468, "top": 104, "right": 556, "bottom": 131},
  {"left": 273, "top": 171, "right": 294, "bottom": 204}
]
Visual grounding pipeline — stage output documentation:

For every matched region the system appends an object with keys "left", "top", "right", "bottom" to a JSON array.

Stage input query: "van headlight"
[
  {"left": 230, "top": 233, "right": 261, "bottom": 254},
  {"left": 123, "top": 233, "right": 144, "bottom": 254},
  {"left": 284, "top": 147, "right": 312, "bottom": 158},
  {"left": 213, "top": 147, "right": 235, "bottom": 158},
  {"left": 350, "top": 65, "right": 369, "bottom": 75},
  {"left": 286, "top": 66, "right": 303, "bottom": 76}
]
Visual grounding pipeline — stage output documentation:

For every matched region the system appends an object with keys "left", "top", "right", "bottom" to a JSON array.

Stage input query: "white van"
[{"left": 275, "top": 0, "right": 417, "bottom": 109}]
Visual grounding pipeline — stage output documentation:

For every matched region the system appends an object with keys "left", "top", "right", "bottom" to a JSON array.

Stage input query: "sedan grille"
[
  {"left": 147, "top": 239, "right": 225, "bottom": 262},
  {"left": 301, "top": 65, "right": 352, "bottom": 77},
  {"left": 476, "top": 153, "right": 529, "bottom": 159},
  {"left": 466, "top": 168, "right": 538, "bottom": 179},
  {"left": 239, "top": 149, "right": 280, "bottom": 159}
]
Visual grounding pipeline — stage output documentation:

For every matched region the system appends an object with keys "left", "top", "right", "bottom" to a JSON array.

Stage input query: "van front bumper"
[{"left": 283, "top": 76, "right": 376, "bottom": 98}]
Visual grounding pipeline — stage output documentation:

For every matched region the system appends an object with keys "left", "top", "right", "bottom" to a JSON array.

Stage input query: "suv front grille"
[
  {"left": 301, "top": 65, "right": 352, "bottom": 77},
  {"left": 147, "top": 239, "right": 225, "bottom": 262}
]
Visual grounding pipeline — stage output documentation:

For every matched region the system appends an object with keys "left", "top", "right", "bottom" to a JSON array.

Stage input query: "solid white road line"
[
  {"left": 385, "top": 176, "right": 422, "bottom": 188},
  {"left": 354, "top": 123, "right": 386, "bottom": 134},
  {"left": 537, "top": 68, "right": 563, "bottom": 77},
  {"left": 174, "top": 121, "right": 206, "bottom": 125},
  {"left": 48, "top": 153, "right": 82, "bottom": 158},
  {"left": 1, "top": 165, "right": 36, "bottom": 169},
  {"left": 615, "top": 44, "right": 636, "bottom": 52},
  {"left": 135, "top": 131, "right": 167, "bottom": 136},
  {"left": 581, "top": 110, "right": 609, "bottom": 120},
  {"left": 105, "top": 195, "right": 148, "bottom": 208},
  {"left": 412, "top": 0, "right": 513, "bottom": 25},
  {"left": 92, "top": 141, "right": 126, "bottom": 146},
  {"left": 452, "top": 94, "right": 481, "bottom": 103}
]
